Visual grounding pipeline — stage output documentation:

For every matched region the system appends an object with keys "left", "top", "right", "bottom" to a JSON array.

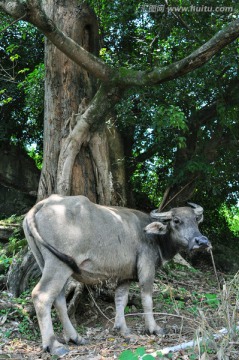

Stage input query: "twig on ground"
[
  {"left": 151, "top": 324, "right": 239, "bottom": 356},
  {"left": 86, "top": 285, "right": 114, "bottom": 324}
]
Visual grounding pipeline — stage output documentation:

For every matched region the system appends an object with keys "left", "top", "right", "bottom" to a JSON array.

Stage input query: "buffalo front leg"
[
  {"left": 113, "top": 282, "right": 130, "bottom": 335},
  {"left": 140, "top": 282, "right": 164, "bottom": 335},
  {"left": 32, "top": 264, "right": 73, "bottom": 356},
  {"left": 138, "top": 258, "right": 164, "bottom": 336}
]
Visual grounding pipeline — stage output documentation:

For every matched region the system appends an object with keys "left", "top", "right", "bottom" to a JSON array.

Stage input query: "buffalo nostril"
[{"left": 195, "top": 236, "right": 209, "bottom": 247}]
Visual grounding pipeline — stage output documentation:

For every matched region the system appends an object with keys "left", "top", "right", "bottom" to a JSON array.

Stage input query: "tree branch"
[
  {"left": 1, "top": 1, "right": 238, "bottom": 88},
  {"left": 0, "top": 0, "right": 114, "bottom": 81},
  {"left": 57, "top": 84, "right": 121, "bottom": 195},
  {"left": 117, "top": 19, "right": 239, "bottom": 86}
]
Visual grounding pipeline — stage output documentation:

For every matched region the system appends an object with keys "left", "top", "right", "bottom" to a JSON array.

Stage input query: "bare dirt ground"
[{"left": 0, "top": 263, "right": 238, "bottom": 359}]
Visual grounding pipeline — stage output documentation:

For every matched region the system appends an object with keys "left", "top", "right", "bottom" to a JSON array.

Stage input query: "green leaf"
[
  {"left": 135, "top": 347, "right": 146, "bottom": 356},
  {"left": 18, "top": 68, "right": 30, "bottom": 74},
  {"left": 0, "top": 97, "right": 13, "bottom": 106},
  {"left": 119, "top": 350, "right": 138, "bottom": 360},
  {"left": 6, "top": 44, "right": 19, "bottom": 53},
  {"left": 204, "top": 293, "right": 219, "bottom": 307},
  {"left": 10, "top": 53, "right": 20, "bottom": 61}
]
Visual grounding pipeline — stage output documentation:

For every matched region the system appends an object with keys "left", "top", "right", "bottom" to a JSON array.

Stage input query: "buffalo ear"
[
  {"left": 196, "top": 214, "right": 204, "bottom": 224},
  {"left": 145, "top": 222, "right": 167, "bottom": 235}
]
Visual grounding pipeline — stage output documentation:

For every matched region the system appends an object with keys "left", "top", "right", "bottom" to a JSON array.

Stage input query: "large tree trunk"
[
  {"left": 38, "top": 0, "right": 126, "bottom": 205},
  {"left": 38, "top": 0, "right": 96, "bottom": 200}
]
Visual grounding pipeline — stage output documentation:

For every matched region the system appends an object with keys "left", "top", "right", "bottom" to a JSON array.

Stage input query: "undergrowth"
[
  {"left": 119, "top": 269, "right": 239, "bottom": 359},
  {"left": 1, "top": 253, "right": 239, "bottom": 359},
  {"left": 0, "top": 215, "right": 26, "bottom": 274},
  {"left": 0, "top": 289, "right": 40, "bottom": 342}
]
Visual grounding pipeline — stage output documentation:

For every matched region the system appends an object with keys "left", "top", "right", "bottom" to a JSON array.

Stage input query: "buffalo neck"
[{"left": 156, "top": 233, "right": 179, "bottom": 263}]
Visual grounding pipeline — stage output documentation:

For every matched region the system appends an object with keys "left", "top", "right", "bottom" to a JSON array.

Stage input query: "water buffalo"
[{"left": 23, "top": 195, "right": 210, "bottom": 356}]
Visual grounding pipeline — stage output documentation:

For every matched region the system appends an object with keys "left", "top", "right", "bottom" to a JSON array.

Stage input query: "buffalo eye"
[{"left": 173, "top": 217, "right": 181, "bottom": 225}]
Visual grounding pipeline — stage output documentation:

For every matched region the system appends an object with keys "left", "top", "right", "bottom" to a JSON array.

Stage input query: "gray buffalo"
[{"left": 23, "top": 195, "right": 210, "bottom": 356}]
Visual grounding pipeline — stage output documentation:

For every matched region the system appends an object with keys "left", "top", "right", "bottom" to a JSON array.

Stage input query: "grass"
[
  {"left": 0, "top": 214, "right": 24, "bottom": 225},
  {"left": 0, "top": 290, "right": 40, "bottom": 342}
]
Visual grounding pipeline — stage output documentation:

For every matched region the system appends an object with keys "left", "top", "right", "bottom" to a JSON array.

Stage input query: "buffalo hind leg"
[
  {"left": 54, "top": 288, "right": 86, "bottom": 345},
  {"left": 113, "top": 282, "right": 131, "bottom": 335},
  {"left": 32, "top": 264, "right": 74, "bottom": 356}
]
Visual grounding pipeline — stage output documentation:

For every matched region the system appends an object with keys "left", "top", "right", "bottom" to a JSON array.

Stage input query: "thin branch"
[
  {"left": 86, "top": 285, "right": 114, "bottom": 324},
  {"left": 171, "top": 12, "right": 201, "bottom": 42},
  {"left": 210, "top": 248, "right": 221, "bottom": 291},
  {"left": 158, "top": 187, "right": 171, "bottom": 211},
  {"left": 163, "top": 0, "right": 201, "bottom": 41},
  {"left": 160, "top": 178, "right": 198, "bottom": 211},
  {"left": 0, "top": 13, "right": 26, "bottom": 32}
]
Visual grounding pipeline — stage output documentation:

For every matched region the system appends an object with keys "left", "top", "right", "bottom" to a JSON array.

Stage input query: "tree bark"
[
  {"left": 35, "top": 1, "right": 126, "bottom": 205},
  {"left": 38, "top": 0, "right": 98, "bottom": 200},
  {"left": 7, "top": 247, "right": 41, "bottom": 297}
]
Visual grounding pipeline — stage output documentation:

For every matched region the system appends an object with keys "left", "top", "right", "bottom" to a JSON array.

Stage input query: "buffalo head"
[{"left": 145, "top": 202, "right": 211, "bottom": 251}]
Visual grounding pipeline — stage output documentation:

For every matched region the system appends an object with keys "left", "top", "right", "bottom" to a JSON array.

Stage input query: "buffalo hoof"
[
  {"left": 53, "top": 346, "right": 69, "bottom": 357},
  {"left": 146, "top": 327, "right": 165, "bottom": 336},
  {"left": 45, "top": 345, "right": 69, "bottom": 357},
  {"left": 113, "top": 325, "right": 131, "bottom": 336},
  {"left": 113, "top": 326, "right": 138, "bottom": 343},
  {"left": 44, "top": 338, "right": 70, "bottom": 357}
]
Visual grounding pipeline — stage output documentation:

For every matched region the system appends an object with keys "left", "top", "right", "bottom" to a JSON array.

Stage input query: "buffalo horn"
[
  {"left": 187, "top": 202, "right": 204, "bottom": 215},
  {"left": 150, "top": 209, "right": 172, "bottom": 221}
]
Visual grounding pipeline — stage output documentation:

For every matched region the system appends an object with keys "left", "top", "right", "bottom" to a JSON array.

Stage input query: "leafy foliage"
[
  {"left": 88, "top": 0, "right": 239, "bottom": 253},
  {"left": 0, "top": 13, "right": 44, "bottom": 155},
  {"left": 221, "top": 205, "right": 239, "bottom": 236},
  {"left": 0, "top": 215, "right": 25, "bottom": 274},
  {"left": 86, "top": 0, "right": 239, "bottom": 211}
]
